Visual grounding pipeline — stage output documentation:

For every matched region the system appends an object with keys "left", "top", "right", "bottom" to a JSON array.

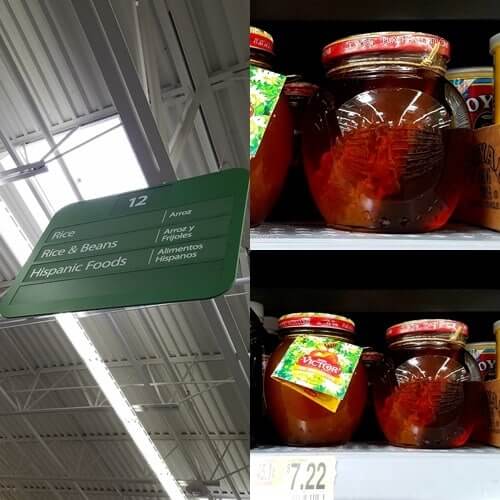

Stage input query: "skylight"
[{"left": 1, "top": 116, "right": 147, "bottom": 233}]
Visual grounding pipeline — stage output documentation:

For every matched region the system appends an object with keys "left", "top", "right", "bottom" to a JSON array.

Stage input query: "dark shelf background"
[
  {"left": 251, "top": 251, "right": 500, "bottom": 345},
  {"left": 250, "top": 19, "right": 498, "bottom": 82},
  {"left": 252, "top": 0, "right": 500, "bottom": 22}
]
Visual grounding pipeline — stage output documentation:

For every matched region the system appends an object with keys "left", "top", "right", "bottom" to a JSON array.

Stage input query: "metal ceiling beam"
[
  {"left": 159, "top": 64, "right": 248, "bottom": 104},
  {"left": 0, "top": 420, "right": 65, "bottom": 500},
  {"left": 0, "top": 355, "right": 224, "bottom": 379},
  {"left": 120, "top": 337, "right": 214, "bottom": 500},
  {"left": 151, "top": 0, "right": 218, "bottom": 174},
  {"left": 0, "top": 485, "right": 249, "bottom": 500},
  {"left": 0, "top": 474, "right": 173, "bottom": 485},
  {"left": 0, "top": 386, "right": 91, "bottom": 500},
  {"left": 200, "top": 301, "right": 249, "bottom": 412},
  {"left": 71, "top": 0, "right": 174, "bottom": 186},
  {"left": 9, "top": 379, "right": 233, "bottom": 396},
  {"left": 0, "top": 161, "right": 48, "bottom": 186},
  {"left": 0, "top": 108, "right": 116, "bottom": 151},
  {"left": 137, "top": 0, "right": 169, "bottom": 149},
  {"left": 0, "top": 433, "right": 246, "bottom": 444},
  {"left": 0, "top": 402, "right": 178, "bottom": 417},
  {"left": 166, "top": 0, "right": 242, "bottom": 170},
  {"left": 0, "top": 18, "right": 83, "bottom": 201},
  {"left": 139, "top": 309, "right": 243, "bottom": 500}
]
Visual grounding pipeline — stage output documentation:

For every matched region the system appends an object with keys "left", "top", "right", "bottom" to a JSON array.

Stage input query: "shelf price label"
[{"left": 251, "top": 453, "right": 336, "bottom": 500}]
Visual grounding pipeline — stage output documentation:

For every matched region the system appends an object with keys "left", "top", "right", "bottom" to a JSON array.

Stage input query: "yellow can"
[{"left": 491, "top": 33, "right": 500, "bottom": 124}]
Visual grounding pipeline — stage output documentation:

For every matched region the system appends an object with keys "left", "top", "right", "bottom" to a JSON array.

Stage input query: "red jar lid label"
[
  {"left": 386, "top": 319, "right": 468, "bottom": 339},
  {"left": 322, "top": 32, "right": 450, "bottom": 64},
  {"left": 250, "top": 27, "right": 274, "bottom": 54},
  {"left": 284, "top": 82, "right": 319, "bottom": 97},
  {"left": 279, "top": 312, "right": 355, "bottom": 333}
]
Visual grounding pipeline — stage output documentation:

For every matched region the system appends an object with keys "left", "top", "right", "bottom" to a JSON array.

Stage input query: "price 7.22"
[{"left": 288, "top": 461, "right": 327, "bottom": 491}]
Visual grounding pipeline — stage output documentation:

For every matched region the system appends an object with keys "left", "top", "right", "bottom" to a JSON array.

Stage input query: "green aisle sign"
[{"left": 0, "top": 168, "right": 248, "bottom": 318}]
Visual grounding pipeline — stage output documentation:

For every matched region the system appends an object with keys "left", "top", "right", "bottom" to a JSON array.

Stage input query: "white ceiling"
[{"left": 0, "top": 0, "right": 249, "bottom": 499}]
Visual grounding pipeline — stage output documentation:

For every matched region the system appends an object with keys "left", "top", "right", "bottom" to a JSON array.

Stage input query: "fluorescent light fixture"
[{"left": 57, "top": 314, "right": 187, "bottom": 500}]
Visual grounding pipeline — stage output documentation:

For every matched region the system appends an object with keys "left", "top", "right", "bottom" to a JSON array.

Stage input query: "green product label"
[
  {"left": 249, "top": 65, "right": 286, "bottom": 159},
  {"left": 272, "top": 335, "right": 363, "bottom": 400}
]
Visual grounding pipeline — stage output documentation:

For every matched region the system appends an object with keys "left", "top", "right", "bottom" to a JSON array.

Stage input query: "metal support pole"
[
  {"left": 137, "top": 0, "right": 169, "bottom": 141},
  {"left": 71, "top": 0, "right": 175, "bottom": 185}
]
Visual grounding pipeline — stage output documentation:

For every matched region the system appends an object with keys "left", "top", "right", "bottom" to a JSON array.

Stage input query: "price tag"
[{"left": 251, "top": 453, "right": 336, "bottom": 500}]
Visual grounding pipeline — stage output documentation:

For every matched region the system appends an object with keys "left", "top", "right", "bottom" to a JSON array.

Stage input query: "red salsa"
[
  {"left": 250, "top": 27, "right": 293, "bottom": 226},
  {"left": 374, "top": 319, "right": 481, "bottom": 448},
  {"left": 302, "top": 32, "right": 471, "bottom": 232},
  {"left": 265, "top": 313, "right": 367, "bottom": 446}
]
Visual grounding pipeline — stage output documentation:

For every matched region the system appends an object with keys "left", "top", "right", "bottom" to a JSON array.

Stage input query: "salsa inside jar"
[
  {"left": 264, "top": 313, "right": 367, "bottom": 446},
  {"left": 374, "top": 319, "right": 481, "bottom": 448},
  {"left": 250, "top": 27, "right": 293, "bottom": 226},
  {"left": 302, "top": 32, "right": 471, "bottom": 233}
]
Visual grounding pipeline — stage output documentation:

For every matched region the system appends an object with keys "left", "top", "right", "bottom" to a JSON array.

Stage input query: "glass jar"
[
  {"left": 250, "top": 27, "right": 293, "bottom": 226},
  {"left": 250, "top": 306, "right": 264, "bottom": 449},
  {"left": 302, "top": 32, "right": 471, "bottom": 233},
  {"left": 264, "top": 313, "right": 367, "bottom": 446},
  {"left": 374, "top": 319, "right": 482, "bottom": 448},
  {"left": 354, "top": 348, "right": 385, "bottom": 442},
  {"left": 270, "top": 79, "right": 323, "bottom": 223}
]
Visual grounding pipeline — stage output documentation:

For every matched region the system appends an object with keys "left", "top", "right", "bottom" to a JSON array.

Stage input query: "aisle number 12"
[{"left": 128, "top": 195, "right": 148, "bottom": 208}]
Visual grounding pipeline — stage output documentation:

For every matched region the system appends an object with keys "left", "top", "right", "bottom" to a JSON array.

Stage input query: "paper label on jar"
[
  {"left": 276, "top": 379, "right": 345, "bottom": 413},
  {"left": 271, "top": 336, "right": 362, "bottom": 412},
  {"left": 250, "top": 65, "right": 286, "bottom": 159}
]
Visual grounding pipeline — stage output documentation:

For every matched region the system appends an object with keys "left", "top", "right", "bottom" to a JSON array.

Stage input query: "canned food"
[
  {"left": 447, "top": 67, "right": 494, "bottom": 128},
  {"left": 465, "top": 342, "right": 496, "bottom": 381},
  {"left": 491, "top": 34, "right": 500, "bottom": 124}
]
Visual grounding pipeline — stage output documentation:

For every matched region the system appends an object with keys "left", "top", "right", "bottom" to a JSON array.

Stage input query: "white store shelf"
[
  {"left": 251, "top": 444, "right": 500, "bottom": 500},
  {"left": 250, "top": 224, "right": 500, "bottom": 250}
]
